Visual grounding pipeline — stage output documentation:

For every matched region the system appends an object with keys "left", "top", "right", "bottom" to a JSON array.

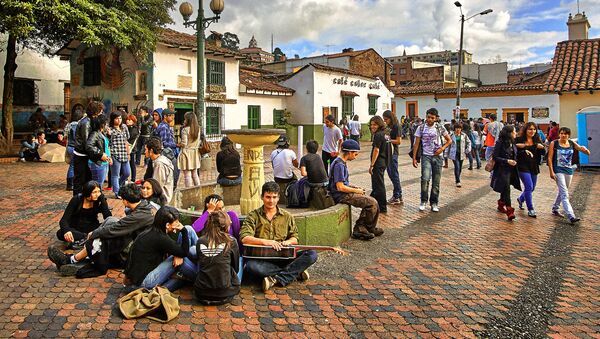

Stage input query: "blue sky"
[{"left": 169, "top": 0, "right": 600, "bottom": 69}]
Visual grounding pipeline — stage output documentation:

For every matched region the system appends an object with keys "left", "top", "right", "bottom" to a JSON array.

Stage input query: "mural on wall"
[{"left": 102, "top": 47, "right": 133, "bottom": 90}]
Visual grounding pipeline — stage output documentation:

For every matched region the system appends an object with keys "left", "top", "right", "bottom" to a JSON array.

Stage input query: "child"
[
  {"left": 194, "top": 210, "right": 240, "bottom": 305},
  {"left": 447, "top": 123, "right": 472, "bottom": 187}
]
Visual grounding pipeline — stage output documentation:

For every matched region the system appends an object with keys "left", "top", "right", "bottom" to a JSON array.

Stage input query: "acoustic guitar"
[{"left": 243, "top": 244, "right": 348, "bottom": 259}]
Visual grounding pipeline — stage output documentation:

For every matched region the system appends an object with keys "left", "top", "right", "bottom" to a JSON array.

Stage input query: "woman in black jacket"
[
  {"left": 216, "top": 136, "right": 242, "bottom": 186},
  {"left": 57, "top": 181, "right": 111, "bottom": 247},
  {"left": 126, "top": 113, "right": 140, "bottom": 183},
  {"left": 194, "top": 210, "right": 240, "bottom": 305},
  {"left": 515, "top": 122, "right": 545, "bottom": 218},
  {"left": 491, "top": 125, "right": 522, "bottom": 221},
  {"left": 125, "top": 206, "right": 189, "bottom": 287},
  {"left": 86, "top": 115, "right": 112, "bottom": 186}
]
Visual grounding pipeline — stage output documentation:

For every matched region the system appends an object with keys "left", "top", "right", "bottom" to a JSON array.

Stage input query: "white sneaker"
[
  {"left": 431, "top": 204, "right": 440, "bottom": 212},
  {"left": 456, "top": 182, "right": 462, "bottom": 187},
  {"left": 419, "top": 202, "right": 427, "bottom": 211}
]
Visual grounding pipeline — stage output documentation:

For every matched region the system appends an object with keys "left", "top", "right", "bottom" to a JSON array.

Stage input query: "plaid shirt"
[
  {"left": 109, "top": 124, "right": 130, "bottom": 162},
  {"left": 154, "top": 122, "right": 177, "bottom": 151}
]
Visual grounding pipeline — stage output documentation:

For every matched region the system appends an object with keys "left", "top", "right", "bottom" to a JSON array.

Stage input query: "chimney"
[
  {"left": 567, "top": 12, "right": 590, "bottom": 40},
  {"left": 342, "top": 48, "right": 354, "bottom": 53}
]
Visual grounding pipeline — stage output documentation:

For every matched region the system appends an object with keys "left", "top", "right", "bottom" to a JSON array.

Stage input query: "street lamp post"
[
  {"left": 454, "top": 1, "right": 492, "bottom": 120},
  {"left": 179, "top": 0, "right": 225, "bottom": 133}
]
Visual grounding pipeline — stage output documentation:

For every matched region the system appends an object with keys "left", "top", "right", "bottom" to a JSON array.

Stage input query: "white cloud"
[{"left": 169, "top": 0, "right": 597, "bottom": 67}]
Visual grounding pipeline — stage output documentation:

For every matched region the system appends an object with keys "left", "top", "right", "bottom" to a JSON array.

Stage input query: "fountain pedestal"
[{"left": 222, "top": 129, "right": 285, "bottom": 215}]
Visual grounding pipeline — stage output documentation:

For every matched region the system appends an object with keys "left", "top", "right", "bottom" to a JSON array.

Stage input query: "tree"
[
  {"left": 222, "top": 32, "right": 240, "bottom": 51},
  {"left": 0, "top": 0, "right": 176, "bottom": 154}
]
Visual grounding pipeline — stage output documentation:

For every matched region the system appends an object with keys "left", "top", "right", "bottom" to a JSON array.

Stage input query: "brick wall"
[
  {"left": 392, "top": 62, "right": 444, "bottom": 84},
  {"left": 349, "top": 50, "right": 390, "bottom": 84}
]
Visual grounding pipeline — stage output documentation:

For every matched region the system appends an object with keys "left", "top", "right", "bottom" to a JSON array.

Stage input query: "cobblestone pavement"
[{"left": 0, "top": 142, "right": 599, "bottom": 338}]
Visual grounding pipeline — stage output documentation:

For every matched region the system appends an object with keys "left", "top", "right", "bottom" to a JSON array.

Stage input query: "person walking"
[
  {"left": 322, "top": 114, "right": 343, "bottom": 174},
  {"left": 382, "top": 110, "right": 403, "bottom": 204},
  {"left": 447, "top": 123, "right": 472, "bottom": 187},
  {"left": 108, "top": 112, "right": 131, "bottom": 198},
  {"left": 471, "top": 123, "right": 483, "bottom": 169},
  {"left": 412, "top": 108, "right": 451, "bottom": 212},
  {"left": 462, "top": 121, "right": 475, "bottom": 170},
  {"left": 483, "top": 113, "right": 503, "bottom": 161},
  {"left": 178, "top": 112, "right": 202, "bottom": 187},
  {"left": 490, "top": 125, "right": 521, "bottom": 221},
  {"left": 135, "top": 106, "right": 152, "bottom": 166},
  {"left": 86, "top": 115, "right": 112, "bottom": 187},
  {"left": 548, "top": 127, "right": 591, "bottom": 224},
  {"left": 368, "top": 116, "right": 390, "bottom": 213},
  {"left": 348, "top": 115, "right": 361, "bottom": 141},
  {"left": 72, "top": 101, "right": 103, "bottom": 195},
  {"left": 515, "top": 122, "right": 545, "bottom": 218},
  {"left": 126, "top": 114, "right": 140, "bottom": 183}
]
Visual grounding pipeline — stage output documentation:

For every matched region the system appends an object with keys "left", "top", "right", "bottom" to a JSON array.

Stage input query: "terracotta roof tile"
[
  {"left": 393, "top": 81, "right": 544, "bottom": 96},
  {"left": 239, "top": 69, "right": 294, "bottom": 94},
  {"left": 544, "top": 39, "right": 600, "bottom": 92},
  {"left": 392, "top": 81, "right": 444, "bottom": 95},
  {"left": 158, "top": 28, "right": 245, "bottom": 58}
]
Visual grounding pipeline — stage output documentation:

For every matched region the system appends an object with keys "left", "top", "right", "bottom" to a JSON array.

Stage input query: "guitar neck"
[{"left": 292, "top": 245, "right": 337, "bottom": 251}]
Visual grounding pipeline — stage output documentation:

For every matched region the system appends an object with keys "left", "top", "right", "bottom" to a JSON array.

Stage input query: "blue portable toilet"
[{"left": 576, "top": 107, "right": 600, "bottom": 167}]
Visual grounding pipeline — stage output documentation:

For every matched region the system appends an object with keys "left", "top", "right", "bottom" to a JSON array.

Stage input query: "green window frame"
[
  {"left": 248, "top": 105, "right": 261, "bottom": 129},
  {"left": 273, "top": 109, "right": 284, "bottom": 126},
  {"left": 342, "top": 96, "right": 354, "bottom": 118},
  {"left": 205, "top": 107, "right": 221, "bottom": 135},
  {"left": 207, "top": 60, "right": 225, "bottom": 86},
  {"left": 368, "top": 96, "right": 378, "bottom": 115}
]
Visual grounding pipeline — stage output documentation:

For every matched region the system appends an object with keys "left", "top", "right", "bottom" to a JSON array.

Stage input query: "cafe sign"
[{"left": 333, "top": 76, "right": 380, "bottom": 90}]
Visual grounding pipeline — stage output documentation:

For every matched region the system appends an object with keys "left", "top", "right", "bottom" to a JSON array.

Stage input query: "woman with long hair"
[
  {"left": 472, "top": 123, "right": 483, "bottom": 169},
  {"left": 108, "top": 112, "right": 131, "bottom": 198},
  {"left": 490, "top": 125, "right": 521, "bottom": 221},
  {"left": 216, "top": 136, "right": 242, "bottom": 186},
  {"left": 56, "top": 181, "right": 111, "bottom": 247},
  {"left": 65, "top": 109, "right": 83, "bottom": 190},
  {"left": 125, "top": 114, "right": 139, "bottom": 183},
  {"left": 515, "top": 122, "right": 545, "bottom": 217},
  {"left": 382, "top": 110, "right": 403, "bottom": 204},
  {"left": 141, "top": 178, "right": 168, "bottom": 209},
  {"left": 368, "top": 115, "right": 389, "bottom": 213},
  {"left": 86, "top": 115, "right": 112, "bottom": 186},
  {"left": 177, "top": 112, "right": 202, "bottom": 187},
  {"left": 548, "top": 127, "right": 591, "bottom": 224},
  {"left": 124, "top": 206, "right": 190, "bottom": 288},
  {"left": 194, "top": 210, "right": 240, "bottom": 305}
]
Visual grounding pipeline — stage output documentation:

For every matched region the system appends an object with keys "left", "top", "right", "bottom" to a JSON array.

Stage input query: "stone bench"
[{"left": 170, "top": 180, "right": 242, "bottom": 210}]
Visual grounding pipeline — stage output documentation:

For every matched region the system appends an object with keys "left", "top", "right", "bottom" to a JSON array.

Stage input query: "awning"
[
  {"left": 367, "top": 94, "right": 380, "bottom": 98},
  {"left": 341, "top": 90, "right": 359, "bottom": 97}
]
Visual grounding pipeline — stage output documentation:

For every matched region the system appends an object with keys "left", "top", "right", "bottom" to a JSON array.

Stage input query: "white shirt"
[
  {"left": 323, "top": 125, "right": 343, "bottom": 153},
  {"left": 270, "top": 148, "right": 297, "bottom": 179},
  {"left": 348, "top": 120, "right": 361, "bottom": 136}
]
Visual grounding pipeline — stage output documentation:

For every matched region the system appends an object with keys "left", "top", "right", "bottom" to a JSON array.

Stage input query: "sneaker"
[
  {"left": 18, "top": 158, "right": 25, "bottom": 162},
  {"left": 262, "top": 276, "right": 277, "bottom": 292},
  {"left": 569, "top": 217, "right": 581, "bottom": 224},
  {"left": 370, "top": 227, "right": 384, "bottom": 237},
  {"left": 456, "top": 182, "right": 462, "bottom": 187},
  {"left": 352, "top": 226, "right": 375, "bottom": 241},
  {"left": 468, "top": 167, "right": 473, "bottom": 170},
  {"left": 388, "top": 197, "right": 403, "bottom": 205},
  {"left": 517, "top": 197, "right": 524, "bottom": 210},
  {"left": 47, "top": 245, "right": 70, "bottom": 269},
  {"left": 298, "top": 270, "right": 310, "bottom": 282},
  {"left": 431, "top": 204, "right": 440, "bottom": 212},
  {"left": 67, "top": 239, "right": 86, "bottom": 251},
  {"left": 527, "top": 210, "right": 537, "bottom": 218},
  {"left": 419, "top": 202, "right": 427, "bottom": 211},
  {"left": 59, "top": 262, "right": 86, "bottom": 276},
  {"left": 551, "top": 209, "right": 564, "bottom": 217}
]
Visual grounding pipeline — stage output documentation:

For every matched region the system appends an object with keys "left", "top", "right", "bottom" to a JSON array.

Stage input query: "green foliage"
[
  {"left": 222, "top": 32, "right": 240, "bottom": 51},
  {"left": 0, "top": 0, "right": 177, "bottom": 58}
]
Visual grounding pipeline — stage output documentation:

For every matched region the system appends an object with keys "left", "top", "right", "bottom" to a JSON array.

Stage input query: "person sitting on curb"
[
  {"left": 329, "top": 139, "right": 383, "bottom": 241},
  {"left": 56, "top": 181, "right": 111, "bottom": 249},
  {"left": 47, "top": 183, "right": 155, "bottom": 277},
  {"left": 299, "top": 140, "right": 328, "bottom": 187},
  {"left": 240, "top": 182, "right": 317, "bottom": 292},
  {"left": 271, "top": 135, "right": 299, "bottom": 184},
  {"left": 144, "top": 137, "right": 174, "bottom": 204}
]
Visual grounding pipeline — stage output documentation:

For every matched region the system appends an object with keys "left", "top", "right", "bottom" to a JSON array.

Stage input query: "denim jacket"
[{"left": 447, "top": 132, "right": 472, "bottom": 161}]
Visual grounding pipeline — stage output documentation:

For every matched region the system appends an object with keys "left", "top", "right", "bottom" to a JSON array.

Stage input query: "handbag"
[
  {"left": 198, "top": 136, "right": 211, "bottom": 155},
  {"left": 484, "top": 158, "right": 495, "bottom": 172},
  {"left": 118, "top": 286, "right": 180, "bottom": 323}
]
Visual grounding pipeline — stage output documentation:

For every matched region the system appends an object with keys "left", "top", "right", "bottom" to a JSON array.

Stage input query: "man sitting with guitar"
[{"left": 240, "top": 181, "right": 318, "bottom": 292}]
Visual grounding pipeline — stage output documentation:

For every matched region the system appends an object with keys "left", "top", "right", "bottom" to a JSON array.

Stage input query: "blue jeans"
[
  {"left": 420, "top": 155, "right": 443, "bottom": 205},
  {"left": 135, "top": 136, "right": 149, "bottom": 165},
  {"left": 66, "top": 146, "right": 75, "bottom": 179},
  {"left": 452, "top": 159, "right": 463, "bottom": 183},
  {"left": 518, "top": 172, "right": 537, "bottom": 211},
  {"left": 386, "top": 153, "right": 402, "bottom": 199},
  {"left": 110, "top": 159, "right": 131, "bottom": 196},
  {"left": 485, "top": 146, "right": 495, "bottom": 161},
  {"left": 217, "top": 176, "right": 242, "bottom": 186},
  {"left": 473, "top": 144, "right": 482, "bottom": 168},
  {"left": 244, "top": 250, "right": 318, "bottom": 286},
  {"left": 89, "top": 162, "right": 108, "bottom": 186}
]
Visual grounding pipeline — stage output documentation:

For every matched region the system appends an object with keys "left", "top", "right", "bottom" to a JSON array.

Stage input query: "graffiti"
[
  {"left": 248, "top": 166, "right": 261, "bottom": 198},
  {"left": 245, "top": 149, "right": 263, "bottom": 163},
  {"left": 338, "top": 209, "right": 349, "bottom": 225}
]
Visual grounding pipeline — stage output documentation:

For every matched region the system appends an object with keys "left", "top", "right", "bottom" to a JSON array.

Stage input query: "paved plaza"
[{"left": 0, "top": 143, "right": 599, "bottom": 338}]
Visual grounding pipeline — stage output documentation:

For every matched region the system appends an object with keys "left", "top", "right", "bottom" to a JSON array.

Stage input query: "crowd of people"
[{"left": 44, "top": 101, "right": 589, "bottom": 306}]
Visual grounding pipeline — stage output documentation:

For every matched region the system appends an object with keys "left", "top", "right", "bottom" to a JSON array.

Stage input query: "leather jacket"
[
  {"left": 86, "top": 130, "right": 108, "bottom": 163},
  {"left": 74, "top": 117, "right": 92, "bottom": 154},
  {"left": 139, "top": 114, "right": 153, "bottom": 137}
]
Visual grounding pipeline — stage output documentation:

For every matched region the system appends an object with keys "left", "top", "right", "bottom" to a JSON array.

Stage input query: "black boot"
[{"left": 66, "top": 177, "right": 73, "bottom": 191}]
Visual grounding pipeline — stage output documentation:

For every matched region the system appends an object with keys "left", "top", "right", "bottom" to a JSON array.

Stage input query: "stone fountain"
[{"left": 221, "top": 129, "right": 285, "bottom": 215}]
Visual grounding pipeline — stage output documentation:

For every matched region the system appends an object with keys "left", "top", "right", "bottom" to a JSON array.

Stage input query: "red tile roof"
[
  {"left": 544, "top": 39, "right": 600, "bottom": 92},
  {"left": 392, "top": 81, "right": 444, "bottom": 95},
  {"left": 239, "top": 68, "right": 295, "bottom": 94},
  {"left": 158, "top": 28, "right": 245, "bottom": 58}
]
